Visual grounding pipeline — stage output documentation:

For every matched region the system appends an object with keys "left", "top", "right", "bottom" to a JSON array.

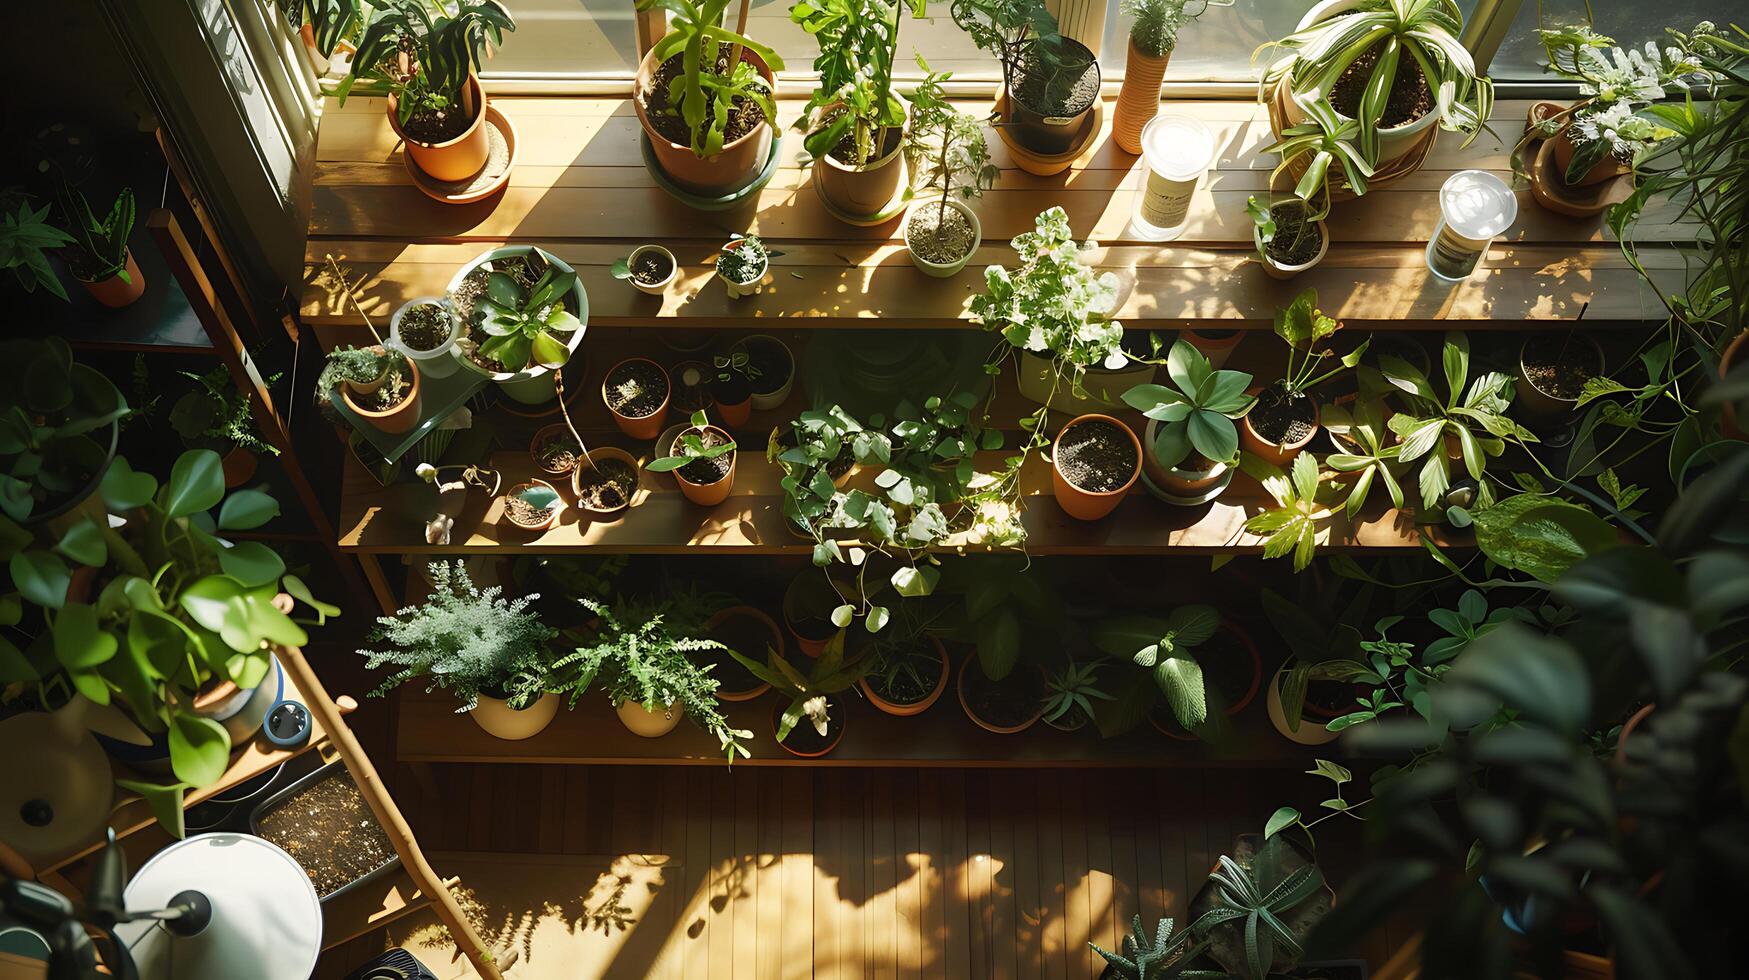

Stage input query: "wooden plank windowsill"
[{"left": 303, "top": 95, "right": 1687, "bottom": 332}]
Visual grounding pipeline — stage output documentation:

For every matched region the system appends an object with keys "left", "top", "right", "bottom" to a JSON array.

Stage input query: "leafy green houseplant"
[
  {"left": 276, "top": 0, "right": 363, "bottom": 60},
  {"left": 552, "top": 597, "right": 751, "bottom": 761},
  {"left": 0, "top": 338, "right": 129, "bottom": 524},
  {"left": 730, "top": 628, "right": 871, "bottom": 753},
  {"left": 1040, "top": 659, "right": 1112, "bottom": 730},
  {"left": 1, "top": 191, "right": 74, "bottom": 300},
  {"left": 170, "top": 366, "right": 281, "bottom": 462},
  {"left": 360, "top": 559, "right": 557, "bottom": 713},
  {"left": 1248, "top": 94, "right": 1372, "bottom": 276},
  {"left": 950, "top": 0, "right": 1100, "bottom": 155},
  {"left": 1120, "top": 340, "right": 1254, "bottom": 497},
  {"left": 1241, "top": 453, "right": 1345, "bottom": 572},
  {"left": 474, "top": 262, "right": 584, "bottom": 373},
  {"left": 1243, "top": 288, "right": 1366, "bottom": 461},
  {"left": 1257, "top": 0, "right": 1492, "bottom": 168},
  {"left": 1322, "top": 396, "right": 1404, "bottom": 517},
  {"left": 790, "top": 0, "right": 923, "bottom": 166},
  {"left": 901, "top": 59, "right": 997, "bottom": 275},
  {"left": 1382, "top": 331, "right": 1533, "bottom": 521},
  {"left": 1, "top": 448, "right": 336, "bottom": 836},
  {"left": 1091, "top": 913, "right": 1212, "bottom": 979},
  {"left": 633, "top": 0, "right": 783, "bottom": 195},
  {"left": 716, "top": 233, "right": 778, "bottom": 297},
  {"left": 50, "top": 178, "right": 136, "bottom": 294},
  {"left": 1092, "top": 604, "right": 1221, "bottom": 732},
  {"left": 341, "top": 0, "right": 513, "bottom": 147}
]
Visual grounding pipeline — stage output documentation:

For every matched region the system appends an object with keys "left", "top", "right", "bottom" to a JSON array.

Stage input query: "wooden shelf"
[
  {"left": 394, "top": 682, "right": 1314, "bottom": 769},
  {"left": 303, "top": 96, "right": 1684, "bottom": 332},
  {"left": 336, "top": 327, "right": 1457, "bottom": 555}
]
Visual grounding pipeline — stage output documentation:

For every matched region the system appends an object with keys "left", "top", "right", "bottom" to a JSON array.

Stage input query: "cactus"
[{"left": 1090, "top": 914, "right": 1219, "bottom": 979}]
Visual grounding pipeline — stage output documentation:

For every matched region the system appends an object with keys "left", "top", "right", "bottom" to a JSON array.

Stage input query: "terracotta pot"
[
  {"left": 340, "top": 357, "right": 422, "bottom": 434},
  {"left": 1552, "top": 123, "right": 1631, "bottom": 187},
  {"left": 811, "top": 103, "right": 908, "bottom": 218},
  {"left": 783, "top": 573, "right": 840, "bottom": 659},
  {"left": 667, "top": 425, "right": 736, "bottom": 506},
  {"left": 529, "top": 423, "right": 578, "bottom": 477},
  {"left": 1179, "top": 329, "right": 1243, "bottom": 369},
  {"left": 390, "top": 73, "right": 491, "bottom": 183},
  {"left": 77, "top": 250, "right": 145, "bottom": 308},
  {"left": 469, "top": 691, "right": 558, "bottom": 741},
  {"left": 1266, "top": 669, "right": 1342, "bottom": 745},
  {"left": 1112, "top": 40, "right": 1169, "bottom": 155},
  {"left": 1241, "top": 387, "right": 1320, "bottom": 465},
  {"left": 857, "top": 635, "right": 950, "bottom": 717},
  {"left": 714, "top": 393, "right": 752, "bottom": 428},
  {"left": 1051, "top": 414, "right": 1141, "bottom": 521},
  {"left": 774, "top": 699, "right": 845, "bottom": 758},
  {"left": 1719, "top": 329, "right": 1746, "bottom": 440},
  {"left": 500, "top": 478, "right": 563, "bottom": 531},
  {"left": 1255, "top": 218, "right": 1330, "bottom": 279},
  {"left": 903, "top": 196, "right": 982, "bottom": 277},
  {"left": 634, "top": 45, "right": 776, "bottom": 197},
  {"left": 603, "top": 357, "right": 672, "bottom": 440},
  {"left": 1516, "top": 333, "right": 1606, "bottom": 416},
  {"left": 1143, "top": 419, "right": 1232, "bottom": 499},
  {"left": 571, "top": 446, "right": 642, "bottom": 517},
  {"left": 617, "top": 700, "right": 683, "bottom": 738},
  {"left": 957, "top": 659, "right": 1046, "bottom": 735},
  {"left": 221, "top": 446, "right": 258, "bottom": 488},
  {"left": 704, "top": 606, "right": 782, "bottom": 701}
]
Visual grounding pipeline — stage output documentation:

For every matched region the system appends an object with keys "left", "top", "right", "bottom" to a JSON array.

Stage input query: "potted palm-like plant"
[
  {"left": 1120, "top": 340, "right": 1255, "bottom": 504},
  {"left": 1258, "top": 0, "right": 1491, "bottom": 173},
  {"left": 342, "top": 0, "right": 515, "bottom": 183},
  {"left": 731, "top": 629, "right": 873, "bottom": 757},
  {"left": 1040, "top": 660, "right": 1113, "bottom": 732},
  {"left": 360, "top": 560, "right": 560, "bottom": 741},
  {"left": 1242, "top": 288, "right": 1366, "bottom": 464},
  {"left": 49, "top": 177, "right": 141, "bottom": 308},
  {"left": 901, "top": 60, "right": 998, "bottom": 277},
  {"left": 446, "top": 245, "right": 587, "bottom": 404},
  {"left": 1111, "top": 0, "right": 1233, "bottom": 154},
  {"left": 633, "top": 0, "right": 784, "bottom": 198},
  {"left": 792, "top": 0, "right": 923, "bottom": 220},
  {"left": 553, "top": 598, "right": 751, "bottom": 760},
  {"left": 1247, "top": 94, "right": 1373, "bottom": 278},
  {"left": 952, "top": 0, "right": 1101, "bottom": 171}
]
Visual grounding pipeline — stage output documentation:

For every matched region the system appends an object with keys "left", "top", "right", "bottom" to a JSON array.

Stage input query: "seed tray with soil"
[
  {"left": 677, "top": 429, "right": 734, "bottom": 485},
  {"left": 1056, "top": 419, "right": 1138, "bottom": 493},
  {"left": 1329, "top": 46, "right": 1432, "bottom": 130},
  {"left": 534, "top": 429, "right": 583, "bottom": 474},
  {"left": 777, "top": 698, "right": 845, "bottom": 754},
  {"left": 737, "top": 338, "right": 792, "bottom": 397},
  {"left": 397, "top": 302, "right": 452, "bottom": 352},
  {"left": 505, "top": 482, "right": 559, "bottom": 527},
  {"left": 253, "top": 766, "right": 396, "bottom": 898},
  {"left": 1522, "top": 333, "right": 1600, "bottom": 400},
  {"left": 1264, "top": 206, "right": 1324, "bottom": 266},
  {"left": 644, "top": 50, "right": 765, "bottom": 148},
  {"left": 1250, "top": 387, "right": 1318, "bottom": 446},
  {"left": 1010, "top": 47, "right": 1099, "bottom": 118},
  {"left": 629, "top": 248, "right": 674, "bottom": 286},
  {"left": 906, "top": 203, "right": 976, "bottom": 265},
  {"left": 606, "top": 360, "right": 670, "bottom": 419},
  {"left": 962, "top": 667, "right": 1045, "bottom": 729},
  {"left": 575, "top": 457, "right": 639, "bottom": 512}
]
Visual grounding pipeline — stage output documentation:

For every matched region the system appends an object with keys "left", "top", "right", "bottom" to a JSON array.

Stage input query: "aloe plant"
[
  {"left": 475, "top": 264, "right": 582, "bottom": 372},
  {"left": 1090, "top": 913, "right": 1217, "bottom": 979},
  {"left": 1182, "top": 834, "right": 1329, "bottom": 980}
]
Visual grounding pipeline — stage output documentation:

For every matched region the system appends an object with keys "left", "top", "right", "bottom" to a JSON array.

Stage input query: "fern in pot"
[{"left": 359, "top": 560, "right": 562, "bottom": 740}]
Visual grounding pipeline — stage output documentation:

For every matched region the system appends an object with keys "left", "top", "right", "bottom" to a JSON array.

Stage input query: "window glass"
[{"left": 1489, "top": 0, "right": 1732, "bottom": 81}]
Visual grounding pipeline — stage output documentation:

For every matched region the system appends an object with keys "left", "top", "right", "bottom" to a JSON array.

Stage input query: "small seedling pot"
[
  {"left": 903, "top": 196, "right": 982, "bottom": 277},
  {"left": 389, "top": 296, "right": 463, "bottom": 379},
  {"left": 602, "top": 357, "right": 672, "bottom": 440},
  {"left": 773, "top": 697, "right": 845, "bottom": 758},
  {"left": 340, "top": 358, "right": 422, "bottom": 435},
  {"left": 617, "top": 700, "right": 683, "bottom": 738},
  {"left": 530, "top": 423, "right": 581, "bottom": 477},
  {"left": 1241, "top": 387, "right": 1321, "bottom": 465},
  {"left": 624, "top": 244, "right": 678, "bottom": 295},
  {"left": 667, "top": 425, "right": 736, "bottom": 506},
  {"left": 1050, "top": 414, "right": 1141, "bottom": 521},
  {"left": 1255, "top": 219, "right": 1331, "bottom": 279},
  {"left": 570, "top": 446, "right": 642, "bottom": 517},
  {"left": 857, "top": 635, "right": 950, "bottom": 717},
  {"left": 718, "top": 240, "right": 767, "bottom": 298}
]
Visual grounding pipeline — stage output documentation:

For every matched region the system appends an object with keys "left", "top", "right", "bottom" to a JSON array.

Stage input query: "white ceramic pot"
[
  {"left": 626, "top": 244, "right": 678, "bottom": 296},
  {"left": 469, "top": 691, "right": 559, "bottom": 741},
  {"left": 389, "top": 296, "right": 463, "bottom": 378},
  {"left": 617, "top": 700, "right": 683, "bottom": 738},
  {"left": 446, "top": 246, "right": 589, "bottom": 404},
  {"left": 1254, "top": 218, "right": 1331, "bottom": 280},
  {"left": 1266, "top": 671, "right": 1342, "bottom": 745},
  {"left": 742, "top": 334, "right": 796, "bottom": 411},
  {"left": 718, "top": 241, "right": 767, "bottom": 299},
  {"left": 903, "top": 196, "right": 982, "bottom": 277},
  {"left": 1279, "top": 0, "right": 1442, "bottom": 163}
]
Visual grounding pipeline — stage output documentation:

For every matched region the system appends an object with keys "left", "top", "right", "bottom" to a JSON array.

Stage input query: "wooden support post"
[
  {"left": 276, "top": 644, "right": 507, "bottom": 980},
  {"left": 635, "top": 2, "right": 665, "bottom": 59}
]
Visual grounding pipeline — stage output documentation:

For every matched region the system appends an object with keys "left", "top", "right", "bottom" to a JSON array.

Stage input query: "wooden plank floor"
[{"left": 316, "top": 765, "right": 1400, "bottom": 979}]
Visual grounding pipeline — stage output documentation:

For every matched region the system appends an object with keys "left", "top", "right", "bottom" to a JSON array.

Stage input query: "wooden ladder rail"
[{"left": 275, "top": 643, "right": 506, "bottom": 980}]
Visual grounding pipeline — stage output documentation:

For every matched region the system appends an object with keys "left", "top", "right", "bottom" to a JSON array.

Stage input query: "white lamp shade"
[{"left": 117, "top": 833, "right": 321, "bottom": 980}]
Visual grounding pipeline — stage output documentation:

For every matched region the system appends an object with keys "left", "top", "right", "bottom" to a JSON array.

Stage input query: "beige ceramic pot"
[
  {"left": 470, "top": 691, "right": 558, "bottom": 741},
  {"left": 617, "top": 700, "right": 683, "bottom": 738}
]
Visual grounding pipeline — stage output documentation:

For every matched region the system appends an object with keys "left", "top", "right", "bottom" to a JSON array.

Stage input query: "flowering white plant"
[{"left": 972, "top": 206, "right": 1125, "bottom": 376}]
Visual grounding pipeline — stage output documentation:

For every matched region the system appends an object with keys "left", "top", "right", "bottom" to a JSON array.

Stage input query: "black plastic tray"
[{"left": 248, "top": 759, "right": 403, "bottom": 903}]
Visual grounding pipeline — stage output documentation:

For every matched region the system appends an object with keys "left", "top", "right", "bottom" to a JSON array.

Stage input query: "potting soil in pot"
[
  {"left": 907, "top": 203, "right": 976, "bottom": 265},
  {"left": 780, "top": 701, "right": 844, "bottom": 754},
  {"left": 1266, "top": 207, "right": 1324, "bottom": 266},
  {"left": 254, "top": 768, "right": 395, "bottom": 897},
  {"left": 645, "top": 51, "right": 764, "bottom": 147},
  {"left": 506, "top": 486, "right": 557, "bottom": 526},
  {"left": 1522, "top": 333, "right": 1597, "bottom": 400},
  {"left": 607, "top": 361, "right": 669, "bottom": 419},
  {"left": 630, "top": 249, "right": 674, "bottom": 286},
  {"left": 397, "top": 303, "right": 451, "bottom": 351},
  {"left": 677, "top": 430, "right": 734, "bottom": 485},
  {"left": 1011, "top": 48, "right": 1099, "bottom": 119},
  {"left": 964, "top": 669, "right": 1044, "bottom": 728},
  {"left": 868, "top": 640, "right": 944, "bottom": 705},
  {"left": 536, "top": 430, "right": 583, "bottom": 473},
  {"left": 1328, "top": 45, "right": 1432, "bottom": 128},
  {"left": 576, "top": 457, "right": 639, "bottom": 511},
  {"left": 1056, "top": 419, "right": 1136, "bottom": 492},
  {"left": 1250, "top": 388, "right": 1318, "bottom": 446},
  {"left": 826, "top": 116, "right": 902, "bottom": 167}
]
